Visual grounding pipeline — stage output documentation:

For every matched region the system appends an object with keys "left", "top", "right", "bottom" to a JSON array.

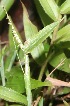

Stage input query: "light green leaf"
[
  {"left": 49, "top": 50, "right": 70, "bottom": 73},
  {"left": 22, "top": 3, "right": 46, "bottom": 64},
  {"left": 0, "top": 0, "right": 14, "bottom": 20},
  {"left": 24, "top": 55, "right": 32, "bottom": 106},
  {"left": 60, "top": 0, "right": 70, "bottom": 14},
  {"left": 38, "top": 0, "right": 60, "bottom": 21},
  {"left": 34, "top": 0, "right": 53, "bottom": 26},
  {"left": 0, "top": 86, "right": 27, "bottom": 105},
  {"left": 39, "top": 97, "right": 43, "bottom": 106},
  {"left": 23, "top": 21, "right": 60, "bottom": 54},
  {"left": 56, "top": 24, "right": 70, "bottom": 43}
]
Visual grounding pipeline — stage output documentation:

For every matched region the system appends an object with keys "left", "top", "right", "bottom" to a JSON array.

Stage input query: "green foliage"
[
  {"left": 60, "top": 0, "right": 70, "bottom": 14},
  {"left": 0, "top": 0, "right": 14, "bottom": 20},
  {"left": 0, "top": 0, "right": 70, "bottom": 105},
  {"left": 0, "top": 86, "right": 27, "bottom": 105}
]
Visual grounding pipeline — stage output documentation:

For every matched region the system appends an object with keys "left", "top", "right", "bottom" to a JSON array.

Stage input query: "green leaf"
[
  {"left": 56, "top": 24, "right": 70, "bottom": 43},
  {"left": 23, "top": 21, "right": 60, "bottom": 54},
  {"left": 38, "top": 0, "right": 60, "bottom": 21},
  {"left": 60, "top": 0, "right": 70, "bottom": 14},
  {"left": 39, "top": 97, "right": 43, "bottom": 106},
  {"left": 24, "top": 55, "right": 32, "bottom": 106},
  {"left": 5, "top": 51, "right": 17, "bottom": 72},
  {"left": 34, "top": 0, "right": 53, "bottom": 26},
  {"left": 22, "top": 3, "right": 46, "bottom": 64},
  {"left": 6, "top": 67, "right": 52, "bottom": 93},
  {"left": 0, "top": 86, "right": 27, "bottom": 105},
  {"left": 63, "top": 100, "right": 69, "bottom": 106},
  {"left": 49, "top": 50, "right": 70, "bottom": 73},
  {"left": 0, "top": 0, "right": 14, "bottom": 20},
  {"left": 31, "top": 79, "right": 52, "bottom": 89},
  {"left": 57, "top": 87, "right": 70, "bottom": 95},
  {"left": 6, "top": 66, "right": 25, "bottom": 93}
]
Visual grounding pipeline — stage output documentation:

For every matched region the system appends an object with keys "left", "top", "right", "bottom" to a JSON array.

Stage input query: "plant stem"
[
  {"left": 51, "top": 24, "right": 60, "bottom": 45},
  {"left": 38, "top": 50, "right": 54, "bottom": 81}
]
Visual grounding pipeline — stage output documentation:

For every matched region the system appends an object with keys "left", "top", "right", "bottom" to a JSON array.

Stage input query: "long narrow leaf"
[
  {"left": 0, "top": 86, "right": 27, "bottom": 105},
  {"left": 22, "top": 3, "right": 46, "bottom": 64},
  {"left": 60, "top": 0, "right": 70, "bottom": 14},
  {"left": 0, "top": 0, "right": 14, "bottom": 20},
  {"left": 23, "top": 21, "right": 60, "bottom": 53},
  {"left": 38, "top": 0, "right": 60, "bottom": 21}
]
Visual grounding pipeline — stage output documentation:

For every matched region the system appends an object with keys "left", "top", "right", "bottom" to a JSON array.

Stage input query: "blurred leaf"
[
  {"left": 22, "top": 3, "right": 46, "bottom": 64},
  {"left": 39, "top": 97, "right": 43, "bottom": 106},
  {"left": 56, "top": 24, "right": 70, "bottom": 43},
  {"left": 34, "top": 0, "right": 53, "bottom": 26},
  {"left": 63, "top": 100, "right": 69, "bottom": 106},
  {"left": 38, "top": 0, "right": 60, "bottom": 21},
  {"left": 0, "top": 86, "right": 27, "bottom": 105},
  {"left": 0, "top": 0, "right": 14, "bottom": 20},
  {"left": 60, "top": 0, "right": 70, "bottom": 14},
  {"left": 55, "top": 0, "right": 66, "bottom": 6},
  {"left": 49, "top": 50, "right": 70, "bottom": 73},
  {"left": 57, "top": 87, "right": 70, "bottom": 95},
  {"left": 24, "top": 55, "right": 32, "bottom": 106},
  {"left": 23, "top": 21, "right": 60, "bottom": 54}
]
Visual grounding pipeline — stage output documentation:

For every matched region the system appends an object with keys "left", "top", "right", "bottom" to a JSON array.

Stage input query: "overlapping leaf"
[
  {"left": 56, "top": 24, "right": 70, "bottom": 43},
  {"left": 22, "top": 3, "right": 46, "bottom": 64}
]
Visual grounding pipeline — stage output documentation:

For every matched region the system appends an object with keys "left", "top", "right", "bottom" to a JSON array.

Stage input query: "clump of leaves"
[{"left": 0, "top": 0, "right": 70, "bottom": 106}]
